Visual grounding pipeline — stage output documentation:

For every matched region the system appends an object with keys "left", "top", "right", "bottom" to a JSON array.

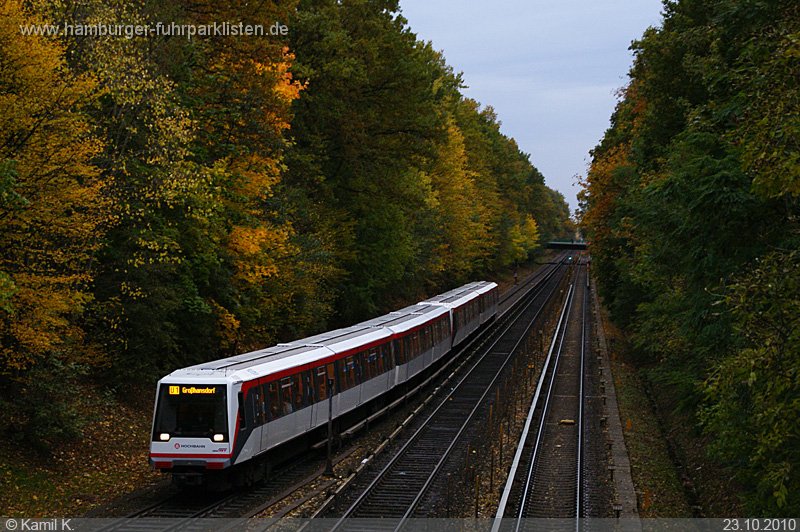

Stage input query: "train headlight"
[
  {"left": 213, "top": 434, "right": 224, "bottom": 442},
  {"left": 159, "top": 433, "right": 170, "bottom": 441}
]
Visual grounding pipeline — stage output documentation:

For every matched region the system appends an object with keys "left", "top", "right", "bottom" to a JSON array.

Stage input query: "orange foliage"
[{"left": 581, "top": 82, "right": 644, "bottom": 249}]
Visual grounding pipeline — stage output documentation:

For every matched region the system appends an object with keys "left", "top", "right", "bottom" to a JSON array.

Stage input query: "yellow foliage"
[
  {"left": 426, "top": 120, "right": 492, "bottom": 275},
  {"left": 0, "top": 1, "right": 109, "bottom": 371},
  {"left": 227, "top": 224, "right": 294, "bottom": 284},
  {"left": 228, "top": 154, "right": 282, "bottom": 203},
  {"left": 210, "top": 301, "right": 240, "bottom": 352},
  {"left": 521, "top": 215, "right": 541, "bottom": 250}
]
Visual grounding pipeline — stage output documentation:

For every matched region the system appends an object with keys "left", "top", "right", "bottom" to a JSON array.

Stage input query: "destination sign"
[{"left": 167, "top": 385, "right": 218, "bottom": 395}]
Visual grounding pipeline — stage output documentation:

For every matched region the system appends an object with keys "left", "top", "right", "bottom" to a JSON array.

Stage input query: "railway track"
[
  {"left": 494, "top": 259, "right": 589, "bottom": 530},
  {"left": 107, "top": 255, "right": 569, "bottom": 528},
  {"left": 324, "top": 258, "right": 570, "bottom": 528},
  {"left": 107, "top": 446, "right": 356, "bottom": 532}
]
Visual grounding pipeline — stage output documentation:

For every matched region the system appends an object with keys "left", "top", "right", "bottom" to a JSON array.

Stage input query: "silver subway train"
[{"left": 149, "top": 281, "right": 499, "bottom": 487}]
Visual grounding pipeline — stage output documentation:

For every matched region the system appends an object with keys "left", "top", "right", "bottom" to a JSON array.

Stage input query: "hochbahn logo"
[
  {"left": 168, "top": 386, "right": 217, "bottom": 395},
  {"left": 174, "top": 443, "right": 207, "bottom": 449}
]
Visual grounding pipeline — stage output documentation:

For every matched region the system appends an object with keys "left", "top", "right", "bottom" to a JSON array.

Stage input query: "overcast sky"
[{"left": 399, "top": 0, "right": 665, "bottom": 215}]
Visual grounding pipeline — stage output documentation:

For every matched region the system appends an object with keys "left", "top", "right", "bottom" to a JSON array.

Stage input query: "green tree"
[{"left": 581, "top": 0, "right": 800, "bottom": 513}]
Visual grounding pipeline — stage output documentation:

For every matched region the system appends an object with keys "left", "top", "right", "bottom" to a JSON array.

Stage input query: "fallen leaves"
[{"left": 0, "top": 383, "right": 162, "bottom": 517}]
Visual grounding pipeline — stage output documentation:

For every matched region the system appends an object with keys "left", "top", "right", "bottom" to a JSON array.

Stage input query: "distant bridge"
[{"left": 546, "top": 241, "right": 588, "bottom": 250}]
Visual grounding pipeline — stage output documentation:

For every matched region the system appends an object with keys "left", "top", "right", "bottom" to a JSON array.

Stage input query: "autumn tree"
[
  {"left": 1, "top": 0, "right": 572, "bottom": 455},
  {"left": 581, "top": 0, "right": 800, "bottom": 513},
  {"left": 0, "top": 0, "right": 110, "bottom": 447}
]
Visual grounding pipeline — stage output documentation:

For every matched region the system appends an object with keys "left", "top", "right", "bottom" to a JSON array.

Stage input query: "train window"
[
  {"left": 358, "top": 354, "right": 365, "bottom": 383},
  {"left": 357, "top": 351, "right": 369, "bottom": 381},
  {"left": 339, "top": 356, "right": 356, "bottom": 390},
  {"left": 292, "top": 373, "right": 305, "bottom": 410},
  {"left": 358, "top": 351, "right": 367, "bottom": 380},
  {"left": 374, "top": 346, "right": 384, "bottom": 374},
  {"left": 326, "top": 364, "right": 335, "bottom": 394},
  {"left": 334, "top": 360, "right": 342, "bottom": 392},
  {"left": 393, "top": 340, "right": 402, "bottom": 366},
  {"left": 267, "top": 381, "right": 281, "bottom": 420},
  {"left": 304, "top": 371, "right": 313, "bottom": 405},
  {"left": 280, "top": 377, "right": 294, "bottom": 415},
  {"left": 238, "top": 392, "right": 246, "bottom": 430},
  {"left": 347, "top": 356, "right": 358, "bottom": 387},
  {"left": 249, "top": 390, "right": 259, "bottom": 426},
  {"left": 367, "top": 348, "right": 379, "bottom": 379},
  {"left": 258, "top": 385, "right": 267, "bottom": 424},
  {"left": 315, "top": 366, "right": 328, "bottom": 401},
  {"left": 254, "top": 387, "right": 264, "bottom": 425},
  {"left": 380, "top": 343, "right": 393, "bottom": 371}
]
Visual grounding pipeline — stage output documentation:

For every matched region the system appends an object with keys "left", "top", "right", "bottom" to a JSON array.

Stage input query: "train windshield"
[{"left": 153, "top": 384, "right": 228, "bottom": 441}]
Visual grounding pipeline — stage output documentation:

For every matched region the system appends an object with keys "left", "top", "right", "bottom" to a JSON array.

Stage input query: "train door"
[
  {"left": 311, "top": 363, "right": 336, "bottom": 429},
  {"left": 261, "top": 378, "right": 296, "bottom": 450},
  {"left": 407, "top": 331, "right": 424, "bottom": 378},
  {"left": 360, "top": 346, "right": 386, "bottom": 403},
  {"left": 293, "top": 371, "right": 313, "bottom": 434},
  {"left": 380, "top": 342, "right": 394, "bottom": 391},
  {"left": 235, "top": 386, "right": 261, "bottom": 463},
  {"left": 393, "top": 338, "right": 407, "bottom": 385},
  {"left": 433, "top": 316, "right": 451, "bottom": 361},
  {"left": 452, "top": 305, "right": 465, "bottom": 346},
  {"left": 337, "top": 355, "right": 361, "bottom": 414}
]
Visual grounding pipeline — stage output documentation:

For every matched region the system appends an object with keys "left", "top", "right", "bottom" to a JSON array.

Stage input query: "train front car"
[{"left": 149, "top": 377, "right": 235, "bottom": 486}]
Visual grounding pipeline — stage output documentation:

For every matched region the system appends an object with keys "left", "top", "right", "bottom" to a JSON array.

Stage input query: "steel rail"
[
  {"left": 493, "top": 262, "right": 590, "bottom": 532},
  {"left": 330, "top": 261, "right": 567, "bottom": 529}
]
